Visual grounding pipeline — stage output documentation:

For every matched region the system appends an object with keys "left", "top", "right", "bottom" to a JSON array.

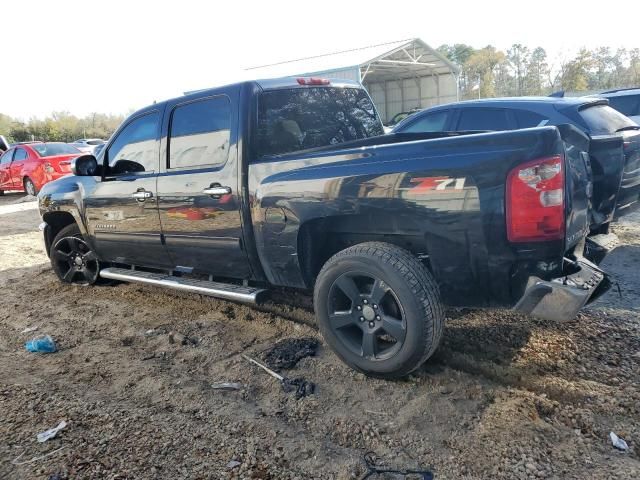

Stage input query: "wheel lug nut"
[
  {"left": 359, "top": 317, "right": 365, "bottom": 322},
  {"left": 376, "top": 315, "right": 380, "bottom": 320},
  {"left": 373, "top": 304, "right": 378, "bottom": 309},
  {"left": 356, "top": 305, "right": 362, "bottom": 311},
  {"left": 363, "top": 299, "right": 368, "bottom": 304},
  {"left": 368, "top": 321, "right": 375, "bottom": 328}
]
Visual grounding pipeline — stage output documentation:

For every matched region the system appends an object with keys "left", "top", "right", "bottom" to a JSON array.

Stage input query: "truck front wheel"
[
  {"left": 50, "top": 224, "right": 100, "bottom": 285},
  {"left": 313, "top": 242, "right": 444, "bottom": 379}
]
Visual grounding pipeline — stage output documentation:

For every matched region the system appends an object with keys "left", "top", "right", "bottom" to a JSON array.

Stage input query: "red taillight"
[
  {"left": 296, "top": 77, "right": 330, "bottom": 86},
  {"left": 506, "top": 155, "right": 565, "bottom": 242}
]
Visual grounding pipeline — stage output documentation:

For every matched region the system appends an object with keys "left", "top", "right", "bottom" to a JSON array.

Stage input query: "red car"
[{"left": 0, "top": 142, "right": 82, "bottom": 196}]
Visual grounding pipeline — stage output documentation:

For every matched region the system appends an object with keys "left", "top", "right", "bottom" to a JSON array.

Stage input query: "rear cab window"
[
  {"left": 579, "top": 104, "right": 637, "bottom": 134},
  {"left": 255, "top": 87, "right": 383, "bottom": 157}
]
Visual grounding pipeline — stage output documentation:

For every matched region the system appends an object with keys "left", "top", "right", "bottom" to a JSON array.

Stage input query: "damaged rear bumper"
[{"left": 514, "top": 258, "right": 609, "bottom": 321}]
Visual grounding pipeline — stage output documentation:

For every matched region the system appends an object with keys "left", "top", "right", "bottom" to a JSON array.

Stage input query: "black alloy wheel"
[
  {"left": 314, "top": 242, "right": 444, "bottom": 379},
  {"left": 51, "top": 224, "right": 100, "bottom": 285},
  {"left": 327, "top": 272, "right": 407, "bottom": 361}
]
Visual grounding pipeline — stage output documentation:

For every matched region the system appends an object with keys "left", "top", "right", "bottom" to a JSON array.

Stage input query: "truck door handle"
[
  {"left": 132, "top": 190, "right": 153, "bottom": 200},
  {"left": 202, "top": 185, "right": 232, "bottom": 196}
]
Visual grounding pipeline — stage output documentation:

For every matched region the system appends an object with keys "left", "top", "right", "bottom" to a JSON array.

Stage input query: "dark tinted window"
[
  {"left": 169, "top": 97, "right": 231, "bottom": 169},
  {"left": 0, "top": 149, "right": 14, "bottom": 165},
  {"left": 32, "top": 143, "right": 81, "bottom": 157},
  {"left": 579, "top": 104, "right": 636, "bottom": 134},
  {"left": 401, "top": 111, "right": 449, "bottom": 132},
  {"left": 256, "top": 87, "right": 383, "bottom": 157},
  {"left": 607, "top": 95, "right": 640, "bottom": 117},
  {"left": 457, "top": 108, "right": 511, "bottom": 131},
  {"left": 13, "top": 148, "right": 28, "bottom": 161},
  {"left": 107, "top": 112, "right": 160, "bottom": 174},
  {"left": 514, "top": 109, "right": 548, "bottom": 128}
]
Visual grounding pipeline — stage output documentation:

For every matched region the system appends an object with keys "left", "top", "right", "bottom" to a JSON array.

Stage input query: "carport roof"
[{"left": 246, "top": 38, "right": 460, "bottom": 83}]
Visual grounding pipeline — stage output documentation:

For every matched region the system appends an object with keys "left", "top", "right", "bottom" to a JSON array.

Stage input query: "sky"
[{"left": 2, "top": 0, "right": 639, "bottom": 120}]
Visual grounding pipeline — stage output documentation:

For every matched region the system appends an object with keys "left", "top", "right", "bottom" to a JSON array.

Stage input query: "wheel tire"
[
  {"left": 314, "top": 242, "right": 444, "bottom": 379},
  {"left": 50, "top": 224, "right": 101, "bottom": 285},
  {"left": 24, "top": 177, "right": 37, "bottom": 196}
]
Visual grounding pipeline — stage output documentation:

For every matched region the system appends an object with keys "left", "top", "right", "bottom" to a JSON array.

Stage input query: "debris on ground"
[
  {"left": 20, "top": 325, "right": 39, "bottom": 334},
  {"left": 263, "top": 337, "right": 319, "bottom": 370},
  {"left": 211, "top": 382, "right": 243, "bottom": 391},
  {"left": 610, "top": 432, "right": 629, "bottom": 451},
  {"left": 37, "top": 421, "right": 67, "bottom": 442},
  {"left": 11, "top": 446, "right": 66, "bottom": 465},
  {"left": 282, "top": 377, "right": 315, "bottom": 399},
  {"left": 360, "top": 451, "right": 434, "bottom": 479},
  {"left": 25, "top": 334, "right": 57, "bottom": 353},
  {"left": 226, "top": 460, "right": 241, "bottom": 469},
  {"left": 243, "top": 354, "right": 315, "bottom": 399}
]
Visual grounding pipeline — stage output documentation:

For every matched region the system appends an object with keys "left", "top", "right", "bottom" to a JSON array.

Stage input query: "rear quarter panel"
[{"left": 248, "top": 127, "right": 570, "bottom": 308}]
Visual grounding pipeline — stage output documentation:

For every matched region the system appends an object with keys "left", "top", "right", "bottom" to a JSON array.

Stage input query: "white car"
[{"left": 69, "top": 138, "right": 106, "bottom": 154}]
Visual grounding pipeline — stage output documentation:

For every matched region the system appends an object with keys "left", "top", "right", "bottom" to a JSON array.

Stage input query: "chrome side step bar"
[{"left": 99, "top": 267, "right": 267, "bottom": 304}]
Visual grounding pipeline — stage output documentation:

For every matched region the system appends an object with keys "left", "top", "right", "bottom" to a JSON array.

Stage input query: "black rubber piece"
[{"left": 314, "top": 242, "right": 444, "bottom": 379}]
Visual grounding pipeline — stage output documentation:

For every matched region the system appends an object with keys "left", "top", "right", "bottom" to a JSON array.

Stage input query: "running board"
[{"left": 99, "top": 267, "right": 267, "bottom": 304}]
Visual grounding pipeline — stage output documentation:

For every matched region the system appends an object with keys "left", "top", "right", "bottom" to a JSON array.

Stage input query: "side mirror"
[{"left": 70, "top": 154, "right": 98, "bottom": 176}]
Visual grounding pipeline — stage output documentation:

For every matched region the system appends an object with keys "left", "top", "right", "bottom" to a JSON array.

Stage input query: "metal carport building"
[{"left": 246, "top": 38, "right": 460, "bottom": 123}]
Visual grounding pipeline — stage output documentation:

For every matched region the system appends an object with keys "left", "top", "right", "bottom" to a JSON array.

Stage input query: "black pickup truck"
[{"left": 38, "top": 77, "right": 619, "bottom": 378}]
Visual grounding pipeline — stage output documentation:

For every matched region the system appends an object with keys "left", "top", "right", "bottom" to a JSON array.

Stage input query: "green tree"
[{"left": 560, "top": 48, "right": 593, "bottom": 92}]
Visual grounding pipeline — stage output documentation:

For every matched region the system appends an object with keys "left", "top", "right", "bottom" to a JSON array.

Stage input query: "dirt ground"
[{"left": 0, "top": 191, "right": 638, "bottom": 480}]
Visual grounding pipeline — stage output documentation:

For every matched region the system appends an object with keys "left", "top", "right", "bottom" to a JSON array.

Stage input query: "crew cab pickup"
[{"left": 38, "top": 77, "right": 617, "bottom": 378}]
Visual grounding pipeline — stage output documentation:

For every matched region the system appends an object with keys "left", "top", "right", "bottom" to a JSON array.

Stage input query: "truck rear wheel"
[
  {"left": 313, "top": 242, "right": 444, "bottom": 379},
  {"left": 50, "top": 224, "right": 100, "bottom": 285}
]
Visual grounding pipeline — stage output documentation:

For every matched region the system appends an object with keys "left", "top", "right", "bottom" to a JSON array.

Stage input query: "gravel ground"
[{"left": 0, "top": 191, "right": 638, "bottom": 479}]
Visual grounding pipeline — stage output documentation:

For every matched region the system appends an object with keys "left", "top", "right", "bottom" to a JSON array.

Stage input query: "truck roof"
[{"left": 134, "top": 76, "right": 363, "bottom": 120}]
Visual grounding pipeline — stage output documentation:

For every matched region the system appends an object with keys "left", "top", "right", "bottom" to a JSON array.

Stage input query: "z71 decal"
[{"left": 407, "top": 177, "right": 467, "bottom": 194}]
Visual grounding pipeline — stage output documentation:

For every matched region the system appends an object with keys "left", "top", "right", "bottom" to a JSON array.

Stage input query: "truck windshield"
[{"left": 256, "top": 87, "right": 384, "bottom": 157}]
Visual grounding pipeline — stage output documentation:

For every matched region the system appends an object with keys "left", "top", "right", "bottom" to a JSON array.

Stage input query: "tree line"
[
  {"left": 0, "top": 111, "right": 125, "bottom": 144},
  {"left": 2, "top": 44, "right": 639, "bottom": 143},
  {"left": 437, "top": 44, "right": 640, "bottom": 100}
]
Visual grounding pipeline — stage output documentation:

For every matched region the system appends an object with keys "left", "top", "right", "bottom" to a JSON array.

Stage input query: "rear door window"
[
  {"left": 457, "top": 108, "right": 512, "bottom": 131},
  {"left": 607, "top": 95, "right": 640, "bottom": 117},
  {"left": 13, "top": 148, "right": 28, "bottom": 161},
  {"left": 401, "top": 111, "right": 450, "bottom": 132},
  {"left": 514, "top": 110, "right": 548, "bottom": 128},
  {"left": 579, "top": 104, "right": 636, "bottom": 134},
  {"left": 168, "top": 96, "right": 231, "bottom": 169}
]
